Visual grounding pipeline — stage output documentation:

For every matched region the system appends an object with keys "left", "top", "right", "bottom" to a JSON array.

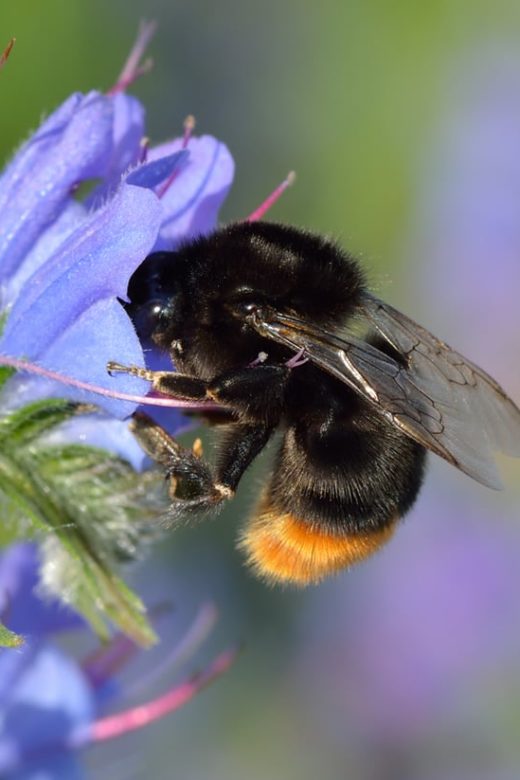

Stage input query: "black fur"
[{"left": 125, "top": 221, "right": 426, "bottom": 537}]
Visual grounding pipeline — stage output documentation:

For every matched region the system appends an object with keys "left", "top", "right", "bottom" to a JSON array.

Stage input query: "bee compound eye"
[
  {"left": 226, "top": 294, "right": 260, "bottom": 319},
  {"left": 124, "top": 297, "right": 171, "bottom": 340}
]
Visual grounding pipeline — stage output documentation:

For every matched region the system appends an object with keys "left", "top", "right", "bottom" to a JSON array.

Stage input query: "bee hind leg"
[
  {"left": 130, "top": 412, "right": 225, "bottom": 517},
  {"left": 131, "top": 413, "right": 275, "bottom": 520}
]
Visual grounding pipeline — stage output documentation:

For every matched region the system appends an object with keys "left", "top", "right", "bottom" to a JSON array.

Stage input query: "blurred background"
[{"left": 3, "top": 2, "right": 520, "bottom": 778}]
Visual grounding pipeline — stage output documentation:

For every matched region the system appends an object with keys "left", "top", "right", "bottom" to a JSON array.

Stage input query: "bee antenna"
[{"left": 246, "top": 171, "right": 296, "bottom": 222}]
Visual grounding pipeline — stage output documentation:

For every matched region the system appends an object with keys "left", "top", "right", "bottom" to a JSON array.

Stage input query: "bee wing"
[
  {"left": 361, "top": 294, "right": 520, "bottom": 458},
  {"left": 250, "top": 301, "right": 520, "bottom": 489}
]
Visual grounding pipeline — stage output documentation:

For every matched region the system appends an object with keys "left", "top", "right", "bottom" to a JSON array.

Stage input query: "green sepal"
[
  {"left": 0, "top": 621, "right": 24, "bottom": 648},
  {"left": 0, "top": 397, "right": 166, "bottom": 647},
  {"left": 0, "top": 364, "right": 16, "bottom": 389}
]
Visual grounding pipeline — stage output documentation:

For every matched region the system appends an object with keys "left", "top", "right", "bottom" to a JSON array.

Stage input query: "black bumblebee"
[{"left": 108, "top": 221, "right": 520, "bottom": 585}]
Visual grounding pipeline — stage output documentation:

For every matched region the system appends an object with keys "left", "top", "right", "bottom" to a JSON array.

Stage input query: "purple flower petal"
[
  {"left": 0, "top": 182, "right": 163, "bottom": 415},
  {"left": 2, "top": 182, "right": 161, "bottom": 354},
  {"left": 0, "top": 644, "right": 93, "bottom": 778},
  {"left": 126, "top": 150, "right": 188, "bottom": 189},
  {"left": 86, "top": 92, "right": 145, "bottom": 208},
  {"left": 0, "top": 544, "right": 82, "bottom": 637},
  {"left": 148, "top": 135, "right": 234, "bottom": 247},
  {"left": 0, "top": 93, "right": 115, "bottom": 283},
  {"left": 12, "top": 297, "right": 150, "bottom": 418},
  {"left": 6, "top": 201, "right": 87, "bottom": 307},
  {"left": 0, "top": 94, "right": 81, "bottom": 196}
]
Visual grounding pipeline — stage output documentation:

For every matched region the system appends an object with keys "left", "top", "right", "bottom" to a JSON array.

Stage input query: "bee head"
[{"left": 124, "top": 251, "right": 184, "bottom": 344}]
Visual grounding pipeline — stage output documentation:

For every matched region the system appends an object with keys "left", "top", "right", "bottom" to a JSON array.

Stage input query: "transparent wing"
[
  {"left": 248, "top": 300, "right": 520, "bottom": 489},
  {"left": 362, "top": 295, "right": 520, "bottom": 462}
]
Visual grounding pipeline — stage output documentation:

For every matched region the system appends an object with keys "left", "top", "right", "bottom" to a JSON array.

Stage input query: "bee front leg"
[{"left": 107, "top": 362, "right": 209, "bottom": 401}]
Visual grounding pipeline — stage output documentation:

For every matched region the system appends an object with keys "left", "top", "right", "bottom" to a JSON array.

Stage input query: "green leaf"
[
  {"left": 0, "top": 364, "right": 15, "bottom": 390},
  {"left": 0, "top": 398, "right": 167, "bottom": 646},
  {"left": 0, "top": 621, "right": 24, "bottom": 648},
  {"left": 0, "top": 398, "right": 94, "bottom": 445}
]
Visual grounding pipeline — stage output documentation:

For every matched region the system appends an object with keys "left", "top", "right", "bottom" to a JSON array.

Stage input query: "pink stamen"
[
  {"left": 83, "top": 603, "right": 172, "bottom": 689},
  {"left": 82, "top": 633, "right": 140, "bottom": 690},
  {"left": 156, "top": 115, "right": 196, "bottom": 198},
  {"left": 182, "top": 114, "right": 196, "bottom": 148},
  {"left": 90, "top": 646, "right": 237, "bottom": 742},
  {"left": 139, "top": 136, "right": 150, "bottom": 164},
  {"left": 249, "top": 351, "right": 268, "bottom": 367},
  {"left": 126, "top": 602, "right": 219, "bottom": 699},
  {"left": 286, "top": 347, "right": 308, "bottom": 369},
  {"left": 0, "top": 354, "right": 221, "bottom": 411},
  {"left": 0, "top": 38, "right": 15, "bottom": 70},
  {"left": 107, "top": 20, "right": 157, "bottom": 95},
  {"left": 246, "top": 171, "right": 296, "bottom": 222}
]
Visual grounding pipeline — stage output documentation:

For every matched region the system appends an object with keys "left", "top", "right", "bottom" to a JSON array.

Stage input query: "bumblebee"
[{"left": 108, "top": 221, "right": 520, "bottom": 585}]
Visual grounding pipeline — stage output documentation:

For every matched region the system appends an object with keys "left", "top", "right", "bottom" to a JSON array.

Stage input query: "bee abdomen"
[
  {"left": 238, "top": 491, "right": 397, "bottom": 586},
  {"left": 237, "top": 409, "right": 426, "bottom": 585}
]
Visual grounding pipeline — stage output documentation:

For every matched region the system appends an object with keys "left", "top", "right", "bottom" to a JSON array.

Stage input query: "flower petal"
[
  {"left": 26, "top": 298, "right": 148, "bottom": 417},
  {"left": 0, "top": 94, "right": 82, "bottom": 199},
  {"left": 3, "top": 298, "right": 150, "bottom": 418},
  {"left": 0, "top": 544, "right": 82, "bottom": 637},
  {"left": 149, "top": 135, "right": 234, "bottom": 246},
  {"left": 126, "top": 150, "right": 188, "bottom": 189},
  {"left": 86, "top": 92, "right": 146, "bottom": 208},
  {"left": 0, "top": 93, "right": 115, "bottom": 284},
  {"left": 6, "top": 201, "right": 87, "bottom": 307},
  {"left": 0, "top": 644, "right": 94, "bottom": 777},
  {"left": 1, "top": 183, "right": 161, "bottom": 359}
]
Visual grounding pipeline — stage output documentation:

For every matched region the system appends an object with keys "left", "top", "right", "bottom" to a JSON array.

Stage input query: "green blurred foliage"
[{"left": 3, "top": 0, "right": 520, "bottom": 269}]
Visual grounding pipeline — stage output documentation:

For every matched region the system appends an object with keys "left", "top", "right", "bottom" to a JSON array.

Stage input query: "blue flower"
[
  {"left": 0, "top": 543, "right": 235, "bottom": 779},
  {"left": 0, "top": 24, "right": 234, "bottom": 443},
  {"left": 0, "top": 21, "right": 236, "bottom": 648}
]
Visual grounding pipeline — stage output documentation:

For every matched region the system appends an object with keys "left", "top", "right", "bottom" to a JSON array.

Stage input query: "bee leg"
[
  {"left": 107, "top": 362, "right": 209, "bottom": 400},
  {"left": 131, "top": 412, "right": 274, "bottom": 517},
  {"left": 206, "top": 365, "right": 289, "bottom": 423},
  {"left": 214, "top": 422, "right": 275, "bottom": 496},
  {"left": 108, "top": 364, "right": 290, "bottom": 416},
  {"left": 130, "top": 412, "right": 216, "bottom": 509}
]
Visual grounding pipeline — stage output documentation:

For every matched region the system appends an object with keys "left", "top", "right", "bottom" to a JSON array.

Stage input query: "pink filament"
[
  {"left": 0, "top": 38, "right": 15, "bottom": 70},
  {"left": 247, "top": 171, "right": 296, "bottom": 222},
  {"left": 156, "top": 116, "right": 196, "bottom": 199},
  {"left": 0, "top": 354, "right": 219, "bottom": 411},
  {"left": 91, "top": 647, "right": 237, "bottom": 742},
  {"left": 107, "top": 20, "right": 157, "bottom": 95}
]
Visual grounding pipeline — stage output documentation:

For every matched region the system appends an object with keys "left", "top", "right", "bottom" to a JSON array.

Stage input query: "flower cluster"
[
  {"left": 0, "top": 27, "right": 241, "bottom": 776},
  {"left": 0, "top": 23, "right": 233, "bottom": 429},
  {"left": 0, "top": 24, "right": 236, "bottom": 639},
  {"left": 0, "top": 543, "right": 235, "bottom": 778}
]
